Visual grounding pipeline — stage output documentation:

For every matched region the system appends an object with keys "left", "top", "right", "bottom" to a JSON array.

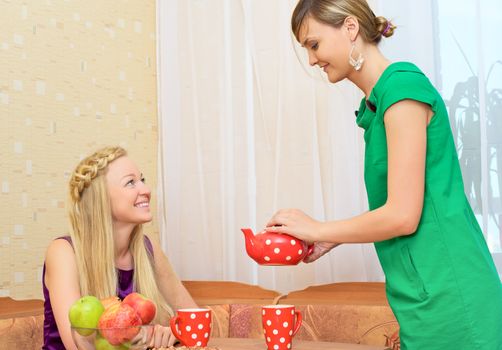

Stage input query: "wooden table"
[{"left": 208, "top": 337, "right": 387, "bottom": 350}]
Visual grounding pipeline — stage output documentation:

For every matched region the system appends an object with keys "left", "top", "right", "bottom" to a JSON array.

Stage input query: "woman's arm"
[
  {"left": 267, "top": 99, "right": 431, "bottom": 244},
  {"left": 150, "top": 237, "right": 198, "bottom": 310},
  {"left": 44, "top": 239, "right": 81, "bottom": 350}
]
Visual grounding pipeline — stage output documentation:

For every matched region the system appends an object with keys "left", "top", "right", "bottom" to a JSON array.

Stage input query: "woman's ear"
[{"left": 343, "top": 16, "right": 360, "bottom": 41}]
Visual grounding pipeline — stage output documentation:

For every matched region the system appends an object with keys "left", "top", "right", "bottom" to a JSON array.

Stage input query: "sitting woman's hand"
[{"left": 149, "top": 324, "right": 178, "bottom": 348}]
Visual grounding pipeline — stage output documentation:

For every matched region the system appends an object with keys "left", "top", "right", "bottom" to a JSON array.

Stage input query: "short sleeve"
[{"left": 378, "top": 70, "right": 438, "bottom": 116}]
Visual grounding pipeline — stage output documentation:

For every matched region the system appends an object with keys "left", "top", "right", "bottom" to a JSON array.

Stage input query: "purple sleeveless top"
[{"left": 42, "top": 236, "right": 154, "bottom": 350}]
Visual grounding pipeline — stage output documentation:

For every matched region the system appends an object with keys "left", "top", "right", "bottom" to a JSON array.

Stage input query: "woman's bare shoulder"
[{"left": 45, "top": 237, "right": 75, "bottom": 264}]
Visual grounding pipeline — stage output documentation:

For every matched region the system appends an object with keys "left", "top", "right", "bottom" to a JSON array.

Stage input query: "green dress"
[{"left": 356, "top": 62, "right": 502, "bottom": 349}]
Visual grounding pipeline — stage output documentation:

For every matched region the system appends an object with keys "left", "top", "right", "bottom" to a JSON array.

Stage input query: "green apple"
[
  {"left": 68, "top": 295, "right": 105, "bottom": 336},
  {"left": 95, "top": 333, "right": 128, "bottom": 350}
]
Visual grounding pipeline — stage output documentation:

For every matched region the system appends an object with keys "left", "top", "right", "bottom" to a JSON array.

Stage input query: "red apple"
[
  {"left": 100, "top": 296, "right": 121, "bottom": 310},
  {"left": 98, "top": 303, "right": 142, "bottom": 345},
  {"left": 122, "top": 292, "right": 156, "bottom": 325}
]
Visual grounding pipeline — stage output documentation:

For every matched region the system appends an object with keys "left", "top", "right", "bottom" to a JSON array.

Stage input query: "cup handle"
[
  {"left": 292, "top": 310, "right": 302, "bottom": 336},
  {"left": 169, "top": 316, "right": 186, "bottom": 344}
]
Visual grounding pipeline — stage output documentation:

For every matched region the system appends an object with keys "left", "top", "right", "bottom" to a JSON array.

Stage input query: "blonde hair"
[
  {"left": 68, "top": 146, "right": 172, "bottom": 321},
  {"left": 291, "top": 0, "right": 395, "bottom": 44}
]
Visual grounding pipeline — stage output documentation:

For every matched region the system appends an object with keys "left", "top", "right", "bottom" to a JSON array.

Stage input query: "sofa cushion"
[
  {"left": 229, "top": 304, "right": 264, "bottom": 339},
  {"left": 206, "top": 304, "right": 230, "bottom": 338},
  {"left": 293, "top": 304, "right": 398, "bottom": 345},
  {"left": 0, "top": 314, "right": 44, "bottom": 350}
]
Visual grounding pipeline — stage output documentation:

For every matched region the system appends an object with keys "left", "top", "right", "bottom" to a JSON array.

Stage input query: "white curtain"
[{"left": 156, "top": 0, "right": 501, "bottom": 294}]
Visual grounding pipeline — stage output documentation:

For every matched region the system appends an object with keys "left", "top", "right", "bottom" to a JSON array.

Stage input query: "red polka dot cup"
[
  {"left": 262, "top": 305, "right": 302, "bottom": 350},
  {"left": 169, "top": 308, "right": 212, "bottom": 347}
]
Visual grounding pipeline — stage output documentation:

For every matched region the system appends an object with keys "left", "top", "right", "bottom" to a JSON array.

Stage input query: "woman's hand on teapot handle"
[
  {"left": 265, "top": 209, "right": 323, "bottom": 243},
  {"left": 303, "top": 242, "right": 339, "bottom": 263}
]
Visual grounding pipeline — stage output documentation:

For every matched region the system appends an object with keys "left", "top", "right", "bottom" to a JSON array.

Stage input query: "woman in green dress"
[{"left": 265, "top": 0, "right": 502, "bottom": 349}]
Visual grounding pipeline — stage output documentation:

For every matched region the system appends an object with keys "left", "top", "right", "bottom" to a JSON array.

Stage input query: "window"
[{"left": 434, "top": 0, "right": 502, "bottom": 254}]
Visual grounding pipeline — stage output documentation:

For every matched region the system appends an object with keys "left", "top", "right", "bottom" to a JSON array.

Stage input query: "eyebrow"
[
  {"left": 302, "top": 37, "right": 315, "bottom": 47},
  {"left": 121, "top": 173, "right": 143, "bottom": 180}
]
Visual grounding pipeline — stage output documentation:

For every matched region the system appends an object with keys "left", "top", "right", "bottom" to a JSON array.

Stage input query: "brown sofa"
[{"left": 0, "top": 281, "right": 399, "bottom": 350}]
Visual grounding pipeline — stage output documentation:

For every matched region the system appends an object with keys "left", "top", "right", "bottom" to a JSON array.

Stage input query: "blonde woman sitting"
[{"left": 42, "top": 146, "right": 198, "bottom": 350}]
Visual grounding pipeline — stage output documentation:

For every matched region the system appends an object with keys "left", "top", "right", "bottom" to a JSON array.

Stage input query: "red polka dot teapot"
[{"left": 241, "top": 228, "right": 314, "bottom": 266}]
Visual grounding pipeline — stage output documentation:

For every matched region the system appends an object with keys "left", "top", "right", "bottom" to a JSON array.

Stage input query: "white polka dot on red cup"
[
  {"left": 204, "top": 332, "right": 208, "bottom": 338},
  {"left": 275, "top": 309, "right": 281, "bottom": 315},
  {"left": 190, "top": 313, "right": 196, "bottom": 319},
  {"left": 267, "top": 320, "right": 272, "bottom": 326},
  {"left": 287, "top": 343, "right": 291, "bottom": 349},
  {"left": 290, "top": 240, "right": 296, "bottom": 245},
  {"left": 198, "top": 324, "right": 203, "bottom": 329},
  {"left": 280, "top": 337, "right": 286, "bottom": 343},
  {"left": 274, "top": 345, "right": 279, "bottom": 350},
  {"left": 205, "top": 312, "right": 209, "bottom": 318},
  {"left": 262, "top": 310, "right": 266, "bottom": 315},
  {"left": 274, "top": 248, "right": 280, "bottom": 254},
  {"left": 298, "top": 249, "right": 303, "bottom": 255},
  {"left": 185, "top": 325, "right": 191, "bottom": 331},
  {"left": 265, "top": 239, "right": 271, "bottom": 245},
  {"left": 197, "top": 341, "right": 202, "bottom": 346},
  {"left": 289, "top": 330, "right": 293, "bottom": 336},
  {"left": 291, "top": 310, "right": 294, "bottom": 315},
  {"left": 191, "top": 334, "right": 197, "bottom": 339},
  {"left": 264, "top": 256, "right": 270, "bottom": 261},
  {"left": 283, "top": 322, "right": 288, "bottom": 328},
  {"left": 286, "top": 256, "right": 291, "bottom": 261},
  {"left": 273, "top": 329, "right": 278, "bottom": 335},
  {"left": 267, "top": 337, "right": 271, "bottom": 342}
]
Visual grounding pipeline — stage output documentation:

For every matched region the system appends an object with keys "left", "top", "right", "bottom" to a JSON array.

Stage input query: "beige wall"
[{"left": 0, "top": 1, "right": 158, "bottom": 299}]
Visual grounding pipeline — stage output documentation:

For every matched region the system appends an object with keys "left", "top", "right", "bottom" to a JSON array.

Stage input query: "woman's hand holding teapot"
[{"left": 265, "top": 208, "right": 324, "bottom": 244}]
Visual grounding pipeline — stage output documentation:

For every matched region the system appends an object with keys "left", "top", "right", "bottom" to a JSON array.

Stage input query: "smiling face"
[
  {"left": 299, "top": 16, "right": 355, "bottom": 83},
  {"left": 105, "top": 156, "right": 152, "bottom": 226}
]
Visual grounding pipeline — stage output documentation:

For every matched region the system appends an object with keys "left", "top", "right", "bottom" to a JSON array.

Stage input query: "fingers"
[
  {"left": 266, "top": 209, "right": 299, "bottom": 227},
  {"left": 149, "top": 324, "right": 175, "bottom": 348},
  {"left": 264, "top": 225, "right": 291, "bottom": 234},
  {"left": 302, "top": 244, "right": 329, "bottom": 263},
  {"left": 303, "top": 251, "right": 322, "bottom": 263},
  {"left": 166, "top": 329, "right": 178, "bottom": 347}
]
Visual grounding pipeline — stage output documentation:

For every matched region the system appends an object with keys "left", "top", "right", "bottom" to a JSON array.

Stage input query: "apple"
[
  {"left": 122, "top": 292, "right": 156, "bottom": 324},
  {"left": 98, "top": 303, "right": 142, "bottom": 345},
  {"left": 94, "top": 333, "right": 128, "bottom": 350},
  {"left": 68, "top": 296, "right": 105, "bottom": 336},
  {"left": 101, "top": 296, "right": 121, "bottom": 310}
]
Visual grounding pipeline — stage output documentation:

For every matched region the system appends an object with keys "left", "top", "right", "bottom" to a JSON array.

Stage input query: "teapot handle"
[{"left": 305, "top": 244, "right": 314, "bottom": 258}]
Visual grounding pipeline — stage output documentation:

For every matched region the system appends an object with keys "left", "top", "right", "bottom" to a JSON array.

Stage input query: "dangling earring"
[{"left": 349, "top": 42, "right": 364, "bottom": 71}]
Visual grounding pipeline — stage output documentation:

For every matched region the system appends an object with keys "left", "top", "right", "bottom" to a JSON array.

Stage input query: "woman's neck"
[
  {"left": 347, "top": 44, "right": 391, "bottom": 98},
  {"left": 113, "top": 222, "right": 136, "bottom": 267}
]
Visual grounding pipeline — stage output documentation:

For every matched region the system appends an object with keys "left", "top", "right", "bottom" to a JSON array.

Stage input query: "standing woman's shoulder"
[{"left": 376, "top": 62, "right": 439, "bottom": 115}]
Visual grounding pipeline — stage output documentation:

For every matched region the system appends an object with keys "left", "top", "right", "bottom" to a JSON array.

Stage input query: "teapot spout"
[{"left": 241, "top": 228, "right": 258, "bottom": 258}]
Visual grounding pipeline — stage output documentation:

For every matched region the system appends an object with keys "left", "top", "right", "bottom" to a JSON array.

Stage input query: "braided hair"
[{"left": 69, "top": 146, "right": 126, "bottom": 203}]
